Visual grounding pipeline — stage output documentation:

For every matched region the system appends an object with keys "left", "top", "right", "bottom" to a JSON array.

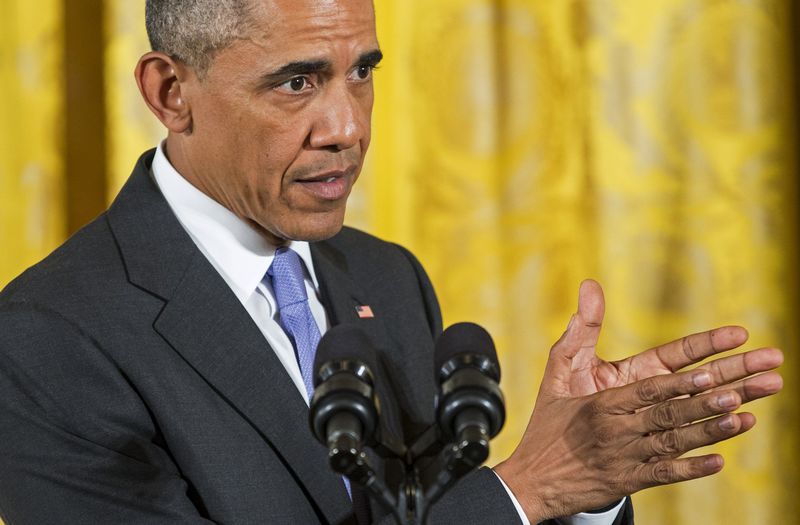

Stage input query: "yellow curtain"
[
  {"left": 0, "top": 0, "right": 65, "bottom": 289},
  {"left": 104, "top": 1, "right": 163, "bottom": 200},
  {"left": 361, "top": 0, "right": 799, "bottom": 523},
  {"left": 1, "top": 1, "right": 797, "bottom": 523}
]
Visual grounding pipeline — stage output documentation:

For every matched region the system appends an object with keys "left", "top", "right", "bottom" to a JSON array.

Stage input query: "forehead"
[{"left": 248, "top": 0, "right": 377, "bottom": 53}]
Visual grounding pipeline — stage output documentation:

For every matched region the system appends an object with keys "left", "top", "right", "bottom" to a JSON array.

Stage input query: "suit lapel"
[
  {"left": 311, "top": 240, "right": 384, "bottom": 338},
  {"left": 311, "top": 241, "right": 361, "bottom": 325},
  {"left": 107, "top": 152, "right": 353, "bottom": 522},
  {"left": 311, "top": 240, "right": 405, "bottom": 455}
]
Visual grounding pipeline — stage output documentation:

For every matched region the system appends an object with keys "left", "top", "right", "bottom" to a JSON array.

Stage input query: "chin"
[
  {"left": 272, "top": 212, "right": 347, "bottom": 243},
  {"left": 291, "top": 223, "right": 345, "bottom": 242}
]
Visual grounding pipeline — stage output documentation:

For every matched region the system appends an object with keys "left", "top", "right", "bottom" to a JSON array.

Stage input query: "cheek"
[
  {"left": 241, "top": 120, "right": 311, "bottom": 208},
  {"left": 248, "top": 122, "right": 305, "bottom": 179}
]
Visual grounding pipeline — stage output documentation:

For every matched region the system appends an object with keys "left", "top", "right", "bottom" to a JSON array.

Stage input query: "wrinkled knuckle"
[
  {"left": 652, "top": 429, "right": 682, "bottom": 456},
  {"left": 635, "top": 378, "right": 663, "bottom": 404},
  {"left": 651, "top": 461, "right": 676, "bottom": 485},
  {"left": 710, "top": 360, "right": 726, "bottom": 385},
  {"left": 605, "top": 474, "right": 630, "bottom": 498},
  {"left": 682, "top": 336, "right": 699, "bottom": 361},
  {"left": 702, "top": 394, "right": 720, "bottom": 413},
  {"left": 627, "top": 464, "right": 650, "bottom": 493},
  {"left": 650, "top": 402, "right": 678, "bottom": 430}
]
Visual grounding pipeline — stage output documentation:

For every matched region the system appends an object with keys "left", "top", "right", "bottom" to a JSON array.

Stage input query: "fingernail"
[
  {"left": 705, "top": 456, "right": 723, "bottom": 469},
  {"left": 719, "top": 415, "right": 736, "bottom": 430},
  {"left": 718, "top": 393, "right": 737, "bottom": 409},
  {"left": 693, "top": 372, "right": 712, "bottom": 388}
]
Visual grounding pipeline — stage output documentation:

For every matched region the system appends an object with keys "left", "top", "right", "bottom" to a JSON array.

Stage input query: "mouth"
[{"left": 293, "top": 166, "right": 357, "bottom": 201}]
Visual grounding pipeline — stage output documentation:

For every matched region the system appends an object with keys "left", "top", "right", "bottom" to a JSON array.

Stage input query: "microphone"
[
  {"left": 308, "top": 324, "right": 380, "bottom": 476},
  {"left": 434, "top": 322, "right": 505, "bottom": 472},
  {"left": 308, "top": 325, "right": 399, "bottom": 518}
]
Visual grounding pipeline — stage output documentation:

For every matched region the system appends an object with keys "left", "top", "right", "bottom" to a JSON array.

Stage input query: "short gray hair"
[{"left": 145, "top": 0, "right": 255, "bottom": 75}]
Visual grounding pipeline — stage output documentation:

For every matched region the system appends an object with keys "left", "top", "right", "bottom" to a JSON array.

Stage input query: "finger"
[
  {"left": 599, "top": 369, "right": 715, "bottom": 414},
  {"left": 630, "top": 390, "right": 742, "bottom": 434},
  {"left": 699, "top": 371, "right": 783, "bottom": 404},
  {"left": 737, "top": 412, "right": 756, "bottom": 432},
  {"left": 696, "top": 347, "right": 783, "bottom": 389},
  {"left": 647, "top": 412, "right": 757, "bottom": 462},
  {"left": 636, "top": 412, "right": 751, "bottom": 460},
  {"left": 634, "top": 326, "right": 749, "bottom": 373},
  {"left": 632, "top": 454, "right": 724, "bottom": 490}
]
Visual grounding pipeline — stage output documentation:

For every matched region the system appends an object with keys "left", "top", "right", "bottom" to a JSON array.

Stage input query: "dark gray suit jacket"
[
  {"left": 0, "top": 151, "right": 632, "bottom": 524},
  {"left": 0, "top": 151, "right": 525, "bottom": 524}
]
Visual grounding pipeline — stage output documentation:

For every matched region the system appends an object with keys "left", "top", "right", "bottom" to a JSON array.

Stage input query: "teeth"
[{"left": 325, "top": 177, "right": 336, "bottom": 183}]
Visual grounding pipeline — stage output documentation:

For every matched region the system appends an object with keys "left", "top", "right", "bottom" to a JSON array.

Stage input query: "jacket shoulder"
[
  {"left": 325, "top": 226, "right": 422, "bottom": 269},
  {"left": 0, "top": 214, "right": 126, "bottom": 313}
]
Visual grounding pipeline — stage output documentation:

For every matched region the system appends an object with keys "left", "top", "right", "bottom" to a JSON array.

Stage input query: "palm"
[
  {"left": 561, "top": 346, "right": 673, "bottom": 398},
  {"left": 546, "top": 280, "right": 745, "bottom": 400}
]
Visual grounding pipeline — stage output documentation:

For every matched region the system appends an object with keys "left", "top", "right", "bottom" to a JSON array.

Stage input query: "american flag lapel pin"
[{"left": 355, "top": 305, "right": 375, "bottom": 319}]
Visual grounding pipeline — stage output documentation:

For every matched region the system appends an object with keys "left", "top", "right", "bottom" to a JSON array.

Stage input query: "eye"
[
  {"left": 276, "top": 76, "right": 312, "bottom": 94},
  {"left": 349, "top": 65, "right": 374, "bottom": 82}
]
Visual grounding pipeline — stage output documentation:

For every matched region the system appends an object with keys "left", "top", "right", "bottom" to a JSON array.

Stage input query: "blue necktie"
[
  {"left": 267, "top": 247, "right": 352, "bottom": 498},
  {"left": 268, "top": 247, "right": 320, "bottom": 400}
]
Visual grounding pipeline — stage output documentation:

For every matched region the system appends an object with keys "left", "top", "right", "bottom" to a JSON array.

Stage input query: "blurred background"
[{"left": 1, "top": 0, "right": 797, "bottom": 523}]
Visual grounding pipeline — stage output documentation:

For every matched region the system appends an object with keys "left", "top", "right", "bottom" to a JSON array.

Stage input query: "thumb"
[
  {"left": 576, "top": 278, "right": 605, "bottom": 350},
  {"left": 541, "top": 280, "right": 606, "bottom": 388},
  {"left": 552, "top": 279, "right": 605, "bottom": 360}
]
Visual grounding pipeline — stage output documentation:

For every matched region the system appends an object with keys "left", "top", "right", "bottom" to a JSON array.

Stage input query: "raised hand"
[
  {"left": 550, "top": 280, "right": 782, "bottom": 400},
  {"left": 494, "top": 280, "right": 783, "bottom": 522}
]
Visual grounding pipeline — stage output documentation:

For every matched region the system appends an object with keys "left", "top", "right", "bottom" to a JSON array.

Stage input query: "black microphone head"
[
  {"left": 314, "top": 324, "right": 379, "bottom": 387},
  {"left": 434, "top": 322, "right": 500, "bottom": 382}
]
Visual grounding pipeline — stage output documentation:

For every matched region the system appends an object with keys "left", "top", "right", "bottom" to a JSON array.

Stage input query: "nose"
[{"left": 309, "top": 82, "right": 369, "bottom": 151}]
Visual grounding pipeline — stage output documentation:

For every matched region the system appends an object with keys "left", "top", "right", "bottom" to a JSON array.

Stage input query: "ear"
[{"left": 135, "top": 52, "right": 194, "bottom": 133}]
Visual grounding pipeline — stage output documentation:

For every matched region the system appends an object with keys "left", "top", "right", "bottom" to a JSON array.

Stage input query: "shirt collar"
[{"left": 151, "top": 142, "right": 321, "bottom": 305}]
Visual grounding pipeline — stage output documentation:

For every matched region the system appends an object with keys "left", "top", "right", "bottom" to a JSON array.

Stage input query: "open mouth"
[{"left": 294, "top": 167, "right": 356, "bottom": 201}]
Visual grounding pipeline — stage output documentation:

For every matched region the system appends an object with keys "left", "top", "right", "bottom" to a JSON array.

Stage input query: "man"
[{"left": 0, "top": 0, "right": 783, "bottom": 524}]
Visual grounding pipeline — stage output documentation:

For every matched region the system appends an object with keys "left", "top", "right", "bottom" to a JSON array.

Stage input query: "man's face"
[{"left": 173, "top": 0, "right": 379, "bottom": 243}]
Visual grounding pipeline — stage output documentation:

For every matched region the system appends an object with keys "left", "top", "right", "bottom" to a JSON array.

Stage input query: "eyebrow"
[
  {"left": 260, "top": 49, "right": 384, "bottom": 84},
  {"left": 264, "top": 59, "right": 331, "bottom": 82},
  {"left": 357, "top": 49, "right": 384, "bottom": 66}
]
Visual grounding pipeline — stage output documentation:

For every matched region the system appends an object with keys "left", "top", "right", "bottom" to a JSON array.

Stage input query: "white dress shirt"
[
  {"left": 150, "top": 142, "right": 624, "bottom": 524},
  {"left": 151, "top": 143, "right": 325, "bottom": 403}
]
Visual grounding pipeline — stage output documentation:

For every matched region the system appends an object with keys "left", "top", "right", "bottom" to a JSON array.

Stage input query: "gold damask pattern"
[
  {"left": 0, "top": 1, "right": 65, "bottom": 288},
  {"left": 0, "top": 1, "right": 797, "bottom": 524},
  {"left": 104, "top": 1, "right": 163, "bottom": 199},
  {"left": 359, "top": 1, "right": 798, "bottom": 523}
]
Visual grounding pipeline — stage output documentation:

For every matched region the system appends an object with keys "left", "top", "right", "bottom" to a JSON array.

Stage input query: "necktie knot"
[{"left": 268, "top": 247, "right": 309, "bottom": 310}]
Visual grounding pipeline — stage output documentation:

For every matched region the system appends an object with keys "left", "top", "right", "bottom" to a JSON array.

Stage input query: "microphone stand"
[
  {"left": 327, "top": 422, "right": 491, "bottom": 525},
  {"left": 312, "top": 326, "right": 504, "bottom": 524}
]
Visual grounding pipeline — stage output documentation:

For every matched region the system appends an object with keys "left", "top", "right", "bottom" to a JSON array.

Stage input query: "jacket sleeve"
[{"left": 0, "top": 302, "right": 214, "bottom": 525}]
